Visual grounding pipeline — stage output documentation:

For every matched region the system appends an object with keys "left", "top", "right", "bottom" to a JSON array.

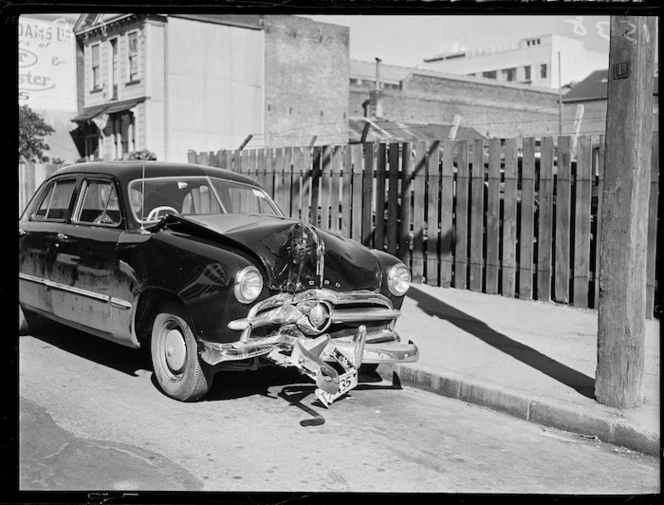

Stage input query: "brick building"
[
  {"left": 71, "top": 14, "right": 349, "bottom": 162},
  {"left": 351, "top": 60, "right": 562, "bottom": 138}
]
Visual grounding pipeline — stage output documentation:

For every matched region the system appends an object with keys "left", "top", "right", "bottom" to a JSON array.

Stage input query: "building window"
[
  {"left": 111, "top": 112, "right": 134, "bottom": 159},
  {"left": 502, "top": 68, "right": 516, "bottom": 81},
  {"left": 128, "top": 31, "right": 139, "bottom": 82},
  {"left": 524, "top": 65, "right": 531, "bottom": 81},
  {"left": 540, "top": 63, "right": 548, "bottom": 79},
  {"left": 110, "top": 38, "right": 118, "bottom": 99},
  {"left": 91, "top": 43, "right": 101, "bottom": 90},
  {"left": 482, "top": 70, "right": 497, "bottom": 79}
]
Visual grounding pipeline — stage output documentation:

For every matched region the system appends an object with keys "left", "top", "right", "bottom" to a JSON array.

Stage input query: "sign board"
[{"left": 18, "top": 16, "right": 77, "bottom": 112}]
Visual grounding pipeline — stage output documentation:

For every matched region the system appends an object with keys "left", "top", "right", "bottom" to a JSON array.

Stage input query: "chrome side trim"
[{"left": 19, "top": 273, "right": 132, "bottom": 310}]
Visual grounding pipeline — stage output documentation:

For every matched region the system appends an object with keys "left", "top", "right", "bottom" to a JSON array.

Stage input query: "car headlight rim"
[
  {"left": 234, "top": 266, "right": 263, "bottom": 304},
  {"left": 387, "top": 263, "right": 411, "bottom": 297}
]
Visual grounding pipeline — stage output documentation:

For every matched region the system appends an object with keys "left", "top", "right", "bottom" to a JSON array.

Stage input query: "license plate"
[{"left": 315, "top": 369, "right": 358, "bottom": 407}]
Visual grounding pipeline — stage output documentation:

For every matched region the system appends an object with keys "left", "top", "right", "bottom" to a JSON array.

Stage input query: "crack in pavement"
[{"left": 20, "top": 396, "right": 203, "bottom": 491}]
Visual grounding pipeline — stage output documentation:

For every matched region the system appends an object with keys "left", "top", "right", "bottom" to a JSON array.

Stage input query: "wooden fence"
[{"left": 189, "top": 134, "right": 660, "bottom": 318}]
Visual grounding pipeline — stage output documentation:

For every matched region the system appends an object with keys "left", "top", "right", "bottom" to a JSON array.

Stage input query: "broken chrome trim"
[
  {"left": 199, "top": 327, "right": 418, "bottom": 367},
  {"left": 227, "top": 289, "right": 400, "bottom": 341}
]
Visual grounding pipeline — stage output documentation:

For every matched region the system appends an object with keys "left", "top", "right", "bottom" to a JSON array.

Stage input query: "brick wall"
[
  {"left": 263, "top": 15, "right": 349, "bottom": 147},
  {"left": 351, "top": 72, "right": 561, "bottom": 138}
]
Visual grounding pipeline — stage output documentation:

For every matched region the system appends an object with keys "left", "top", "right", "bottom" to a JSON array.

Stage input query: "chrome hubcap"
[{"left": 164, "top": 328, "right": 186, "bottom": 373}]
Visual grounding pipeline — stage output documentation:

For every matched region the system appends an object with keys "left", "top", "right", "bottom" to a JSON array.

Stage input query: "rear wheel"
[{"left": 151, "top": 303, "right": 213, "bottom": 402}]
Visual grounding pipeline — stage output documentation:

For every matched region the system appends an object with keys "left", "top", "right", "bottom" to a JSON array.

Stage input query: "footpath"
[{"left": 376, "top": 284, "right": 660, "bottom": 457}]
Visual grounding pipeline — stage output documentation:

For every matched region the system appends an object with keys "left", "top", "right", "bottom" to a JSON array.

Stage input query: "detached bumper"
[
  {"left": 200, "top": 330, "right": 419, "bottom": 367},
  {"left": 200, "top": 327, "right": 418, "bottom": 406}
]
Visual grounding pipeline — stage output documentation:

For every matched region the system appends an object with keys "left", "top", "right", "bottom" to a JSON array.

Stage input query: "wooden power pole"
[{"left": 596, "top": 16, "right": 657, "bottom": 408}]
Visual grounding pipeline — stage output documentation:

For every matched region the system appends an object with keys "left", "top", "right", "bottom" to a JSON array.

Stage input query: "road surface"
[{"left": 19, "top": 325, "right": 660, "bottom": 494}]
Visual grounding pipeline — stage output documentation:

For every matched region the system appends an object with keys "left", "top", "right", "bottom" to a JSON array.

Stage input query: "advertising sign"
[{"left": 18, "top": 16, "right": 77, "bottom": 111}]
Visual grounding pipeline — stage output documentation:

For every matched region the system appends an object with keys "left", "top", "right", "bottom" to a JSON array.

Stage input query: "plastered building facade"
[{"left": 71, "top": 14, "right": 349, "bottom": 162}]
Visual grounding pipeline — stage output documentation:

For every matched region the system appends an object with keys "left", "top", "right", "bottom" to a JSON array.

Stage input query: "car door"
[
  {"left": 19, "top": 176, "right": 78, "bottom": 317},
  {"left": 50, "top": 177, "right": 126, "bottom": 337}
]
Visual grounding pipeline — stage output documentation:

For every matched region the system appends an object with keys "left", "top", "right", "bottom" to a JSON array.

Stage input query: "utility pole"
[{"left": 596, "top": 15, "right": 657, "bottom": 408}]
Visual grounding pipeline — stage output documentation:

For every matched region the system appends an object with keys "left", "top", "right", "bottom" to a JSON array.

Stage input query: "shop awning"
[{"left": 71, "top": 97, "right": 147, "bottom": 123}]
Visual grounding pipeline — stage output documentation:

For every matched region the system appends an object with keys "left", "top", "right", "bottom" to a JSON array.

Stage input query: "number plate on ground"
[{"left": 315, "top": 369, "right": 358, "bottom": 406}]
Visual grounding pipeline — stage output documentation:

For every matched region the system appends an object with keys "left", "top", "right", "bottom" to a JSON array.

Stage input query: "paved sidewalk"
[{"left": 377, "top": 284, "right": 660, "bottom": 457}]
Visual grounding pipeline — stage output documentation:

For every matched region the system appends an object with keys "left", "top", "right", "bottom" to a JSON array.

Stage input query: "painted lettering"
[{"left": 18, "top": 48, "right": 38, "bottom": 67}]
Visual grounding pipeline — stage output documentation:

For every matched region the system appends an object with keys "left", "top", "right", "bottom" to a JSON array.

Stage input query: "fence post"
[
  {"left": 485, "top": 138, "right": 501, "bottom": 295},
  {"left": 426, "top": 141, "right": 441, "bottom": 286},
  {"left": 519, "top": 137, "right": 536, "bottom": 300},
  {"left": 400, "top": 142, "right": 413, "bottom": 268},
  {"left": 555, "top": 136, "right": 572, "bottom": 303},
  {"left": 502, "top": 138, "right": 518, "bottom": 297},
  {"left": 573, "top": 135, "right": 592, "bottom": 307},
  {"left": 469, "top": 139, "right": 485, "bottom": 292},
  {"left": 440, "top": 140, "right": 454, "bottom": 287},
  {"left": 411, "top": 140, "right": 426, "bottom": 283},
  {"left": 454, "top": 141, "right": 469, "bottom": 290},
  {"left": 537, "top": 136, "right": 555, "bottom": 302}
]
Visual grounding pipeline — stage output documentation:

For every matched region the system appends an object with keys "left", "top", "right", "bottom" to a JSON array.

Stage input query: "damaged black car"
[{"left": 19, "top": 161, "right": 418, "bottom": 404}]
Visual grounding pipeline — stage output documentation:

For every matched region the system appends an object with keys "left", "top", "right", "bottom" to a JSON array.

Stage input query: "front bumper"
[{"left": 199, "top": 289, "right": 418, "bottom": 405}]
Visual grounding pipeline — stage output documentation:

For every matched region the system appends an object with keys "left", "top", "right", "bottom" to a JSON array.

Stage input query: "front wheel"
[{"left": 151, "top": 303, "right": 213, "bottom": 401}]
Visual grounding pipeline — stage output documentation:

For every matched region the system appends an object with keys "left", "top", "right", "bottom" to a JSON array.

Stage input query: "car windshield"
[{"left": 128, "top": 176, "right": 282, "bottom": 223}]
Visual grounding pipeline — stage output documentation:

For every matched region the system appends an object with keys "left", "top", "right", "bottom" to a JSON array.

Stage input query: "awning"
[{"left": 71, "top": 97, "right": 147, "bottom": 123}]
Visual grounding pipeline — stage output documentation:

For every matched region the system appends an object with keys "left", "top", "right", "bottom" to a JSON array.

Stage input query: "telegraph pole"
[{"left": 596, "top": 16, "right": 657, "bottom": 408}]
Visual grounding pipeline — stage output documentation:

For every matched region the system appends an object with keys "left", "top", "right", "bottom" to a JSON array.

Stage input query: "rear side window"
[
  {"left": 74, "top": 179, "right": 122, "bottom": 226},
  {"left": 32, "top": 179, "right": 76, "bottom": 221}
]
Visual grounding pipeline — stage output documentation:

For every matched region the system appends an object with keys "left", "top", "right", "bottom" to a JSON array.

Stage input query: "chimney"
[
  {"left": 371, "top": 57, "right": 384, "bottom": 119},
  {"left": 375, "top": 57, "right": 382, "bottom": 90}
]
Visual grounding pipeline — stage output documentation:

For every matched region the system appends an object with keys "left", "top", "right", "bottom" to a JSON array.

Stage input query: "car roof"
[{"left": 54, "top": 161, "right": 260, "bottom": 188}]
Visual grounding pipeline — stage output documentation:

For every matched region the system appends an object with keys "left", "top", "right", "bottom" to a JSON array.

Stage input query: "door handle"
[
  {"left": 19, "top": 229, "right": 26, "bottom": 237},
  {"left": 57, "top": 233, "right": 69, "bottom": 240}
]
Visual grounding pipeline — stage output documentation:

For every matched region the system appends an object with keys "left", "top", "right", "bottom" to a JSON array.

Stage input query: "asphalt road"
[{"left": 19, "top": 325, "right": 660, "bottom": 494}]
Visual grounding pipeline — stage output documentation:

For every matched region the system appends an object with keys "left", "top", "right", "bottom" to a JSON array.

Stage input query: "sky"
[
  {"left": 306, "top": 15, "right": 613, "bottom": 67},
  {"left": 29, "top": 13, "right": 624, "bottom": 69}
]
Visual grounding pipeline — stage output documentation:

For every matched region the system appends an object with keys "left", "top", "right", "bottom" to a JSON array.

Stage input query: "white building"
[{"left": 420, "top": 34, "right": 608, "bottom": 90}]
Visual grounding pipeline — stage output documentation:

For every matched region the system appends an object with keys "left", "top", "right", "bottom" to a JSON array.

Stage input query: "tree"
[{"left": 19, "top": 105, "right": 55, "bottom": 162}]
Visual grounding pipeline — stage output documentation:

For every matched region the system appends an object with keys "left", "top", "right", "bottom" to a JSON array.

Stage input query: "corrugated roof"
[
  {"left": 563, "top": 68, "right": 658, "bottom": 103},
  {"left": 349, "top": 118, "right": 483, "bottom": 143}
]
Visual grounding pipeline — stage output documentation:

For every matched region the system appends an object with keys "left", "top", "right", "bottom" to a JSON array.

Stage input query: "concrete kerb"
[{"left": 376, "top": 363, "right": 660, "bottom": 457}]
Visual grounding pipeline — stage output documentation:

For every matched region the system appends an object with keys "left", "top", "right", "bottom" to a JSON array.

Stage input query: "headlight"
[
  {"left": 234, "top": 266, "right": 263, "bottom": 304},
  {"left": 387, "top": 263, "right": 411, "bottom": 297}
]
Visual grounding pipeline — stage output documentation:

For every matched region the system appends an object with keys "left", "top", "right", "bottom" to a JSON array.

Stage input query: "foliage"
[
  {"left": 19, "top": 105, "right": 55, "bottom": 162},
  {"left": 128, "top": 149, "right": 157, "bottom": 161}
]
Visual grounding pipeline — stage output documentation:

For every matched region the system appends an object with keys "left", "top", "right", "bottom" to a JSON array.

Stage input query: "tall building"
[
  {"left": 71, "top": 14, "right": 349, "bottom": 162},
  {"left": 19, "top": 14, "right": 80, "bottom": 163},
  {"left": 420, "top": 34, "right": 608, "bottom": 90}
]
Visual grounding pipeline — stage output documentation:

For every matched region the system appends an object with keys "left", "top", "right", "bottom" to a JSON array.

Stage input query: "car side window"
[
  {"left": 75, "top": 180, "right": 122, "bottom": 226},
  {"left": 32, "top": 179, "right": 76, "bottom": 222}
]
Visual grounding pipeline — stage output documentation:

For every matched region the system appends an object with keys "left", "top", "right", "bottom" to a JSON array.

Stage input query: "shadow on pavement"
[
  {"left": 406, "top": 286, "right": 596, "bottom": 399},
  {"left": 24, "top": 324, "right": 149, "bottom": 377}
]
